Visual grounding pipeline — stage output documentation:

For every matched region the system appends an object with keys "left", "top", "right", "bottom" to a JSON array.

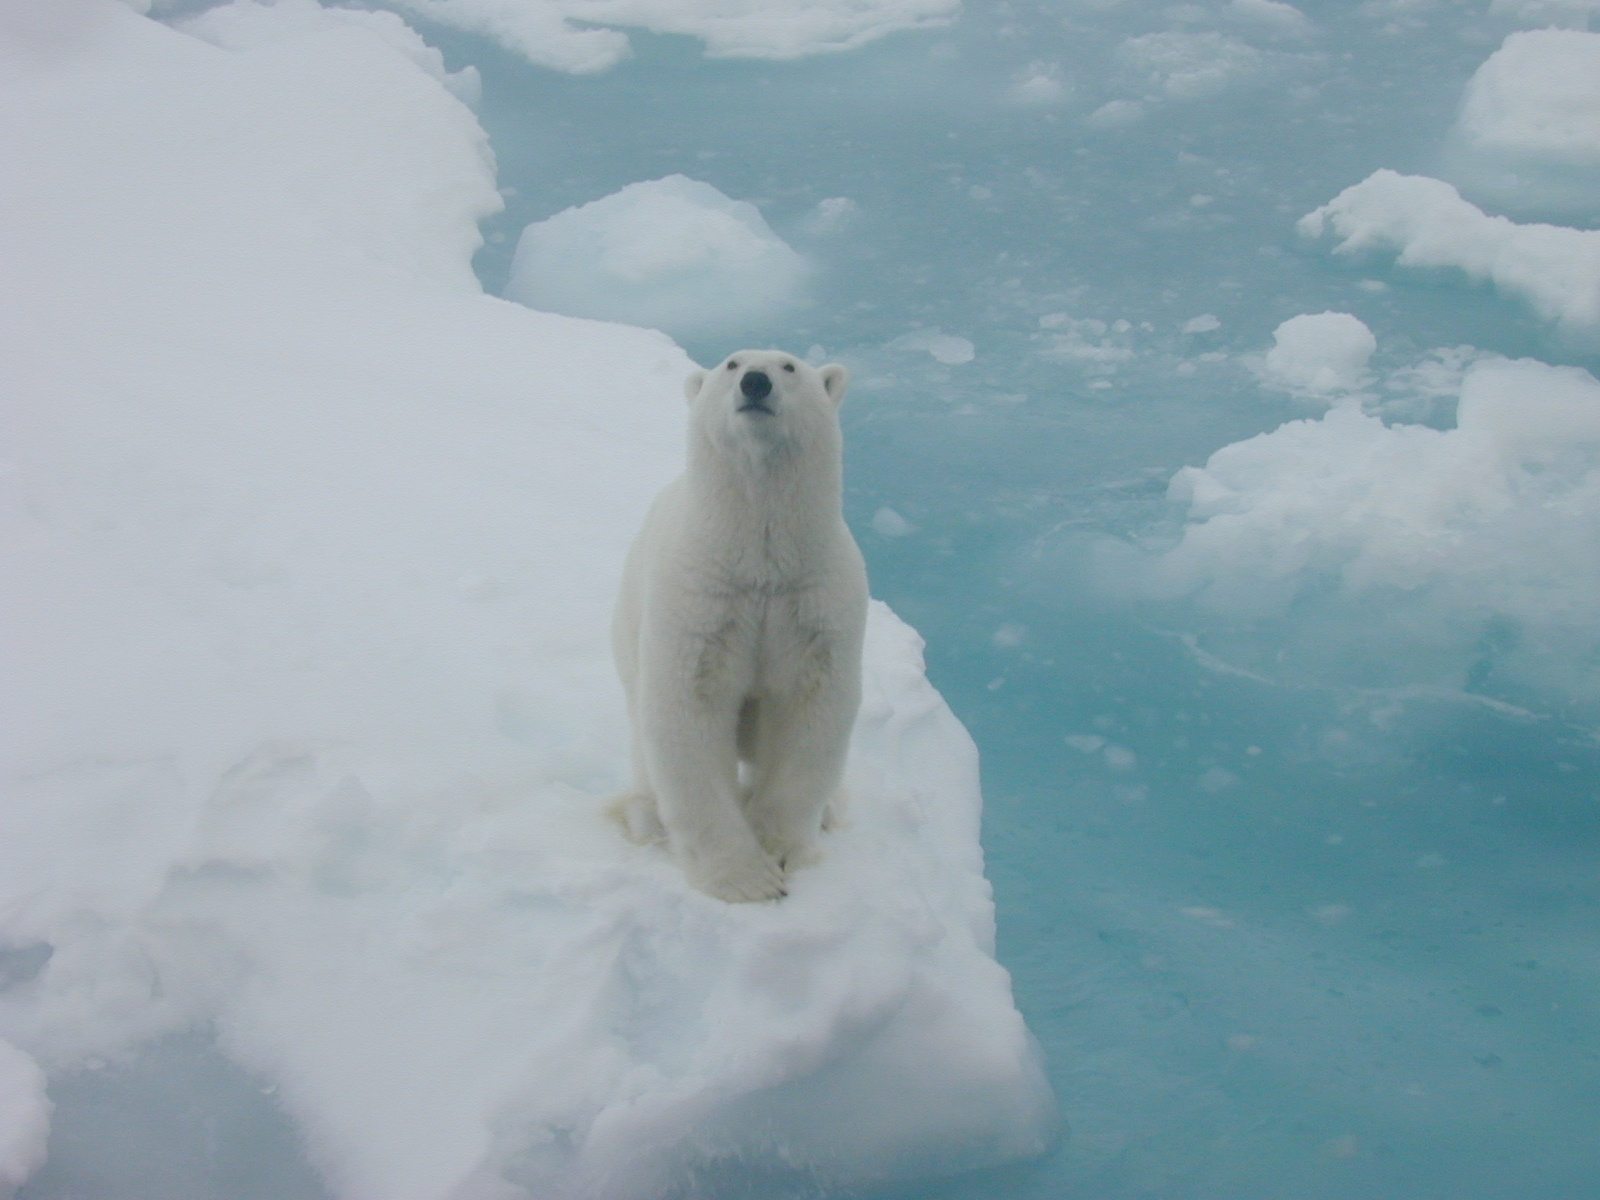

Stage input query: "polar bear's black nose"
[{"left": 740, "top": 370, "right": 773, "bottom": 403}]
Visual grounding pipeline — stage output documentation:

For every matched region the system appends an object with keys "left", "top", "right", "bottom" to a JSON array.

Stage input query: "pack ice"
[{"left": 0, "top": 4, "right": 1054, "bottom": 1197}]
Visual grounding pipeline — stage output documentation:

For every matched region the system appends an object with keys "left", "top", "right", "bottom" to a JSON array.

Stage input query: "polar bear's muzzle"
[{"left": 737, "top": 369, "right": 774, "bottom": 413}]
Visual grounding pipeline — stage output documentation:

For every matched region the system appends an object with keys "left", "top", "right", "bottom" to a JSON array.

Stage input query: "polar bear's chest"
[{"left": 689, "top": 588, "right": 837, "bottom": 701}]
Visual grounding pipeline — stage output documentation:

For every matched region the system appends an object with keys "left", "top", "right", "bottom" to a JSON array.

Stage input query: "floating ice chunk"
[
  {"left": 1301, "top": 169, "right": 1600, "bottom": 349},
  {"left": 380, "top": 0, "right": 959, "bottom": 72},
  {"left": 1183, "top": 313, "right": 1222, "bottom": 333},
  {"left": 0, "top": 1040, "right": 49, "bottom": 1195},
  {"left": 1105, "top": 355, "right": 1600, "bottom": 706},
  {"left": 505, "top": 175, "right": 809, "bottom": 340},
  {"left": 180, "top": 0, "right": 482, "bottom": 105},
  {"left": 1255, "top": 312, "right": 1376, "bottom": 400},
  {"left": 1457, "top": 32, "right": 1600, "bottom": 166},
  {"left": 1443, "top": 29, "right": 1600, "bottom": 219},
  {"left": 889, "top": 329, "right": 976, "bottom": 364}
]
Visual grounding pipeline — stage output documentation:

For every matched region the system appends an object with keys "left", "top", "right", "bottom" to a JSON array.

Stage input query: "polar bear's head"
[{"left": 684, "top": 350, "right": 848, "bottom": 462}]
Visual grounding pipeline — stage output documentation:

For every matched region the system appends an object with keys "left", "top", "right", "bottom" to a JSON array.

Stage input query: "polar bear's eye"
[
  {"left": 726, "top": 361, "right": 738, "bottom": 371},
  {"left": 782, "top": 362, "right": 796, "bottom": 372}
]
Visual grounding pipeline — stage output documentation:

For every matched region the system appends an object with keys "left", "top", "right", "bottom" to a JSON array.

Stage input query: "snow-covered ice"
[
  {"left": 0, "top": 4, "right": 1050, "bottom": 1197},
  {"left": 1253, "top": 312, "right": 1376, "bottom": 400},
  {"left": 1301, "top": 169, "right": 1600, "bottom": 349},
  {"left": 1444, "top": 29, "right": 1600, "bottom": 219},
  {"left": 504, "top": 175, "right": 810, "bottom": 341},
  {"left": 178, "top": 0, "right": 483, "bottom": 104},
  {"left": 1101, "top": 354, "right": 1600, "bottom": 705}
]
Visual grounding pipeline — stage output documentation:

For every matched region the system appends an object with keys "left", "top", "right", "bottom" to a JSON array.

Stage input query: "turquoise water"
[{"left": 448, "top": 2, "right": 1600, "bottom": 1197}]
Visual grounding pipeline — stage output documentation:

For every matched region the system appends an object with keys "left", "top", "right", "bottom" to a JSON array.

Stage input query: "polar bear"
[{"left": 611, "top": 350, "right": 868, "bottom": 902}]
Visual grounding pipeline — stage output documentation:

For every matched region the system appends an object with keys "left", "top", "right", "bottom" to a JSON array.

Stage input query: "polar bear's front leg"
[
  {"left": 741, "top": 678, "right": 858, "bottom": 871},
  {"left": 641, "top": 682, "right": 786, "bottom": 903}
]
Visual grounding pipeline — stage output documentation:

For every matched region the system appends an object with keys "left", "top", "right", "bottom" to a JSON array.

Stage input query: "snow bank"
[
  {"left": 0, "top": 5, "right": 1052, "bottom": 1197},
  {"left": 1100, "top": 355, "right": 1600, "bottom": 707},
  {"left": 1444, "top": 29, "right": 1600, "bottom": 219},
  {"left": 1253, "top": 312, "right": 1376, "bottom": 400},
  {"left": 1299, "top": 169, "right": 1600, "bottom": 349},
  {"left": 380, "top": 0, "right": 959, "bottom": 73},
  {"left": 504, "top": 176, "right": 810, "bottom": 342},
  {"left": 180, "top": 0, "right": 483, "bottom": 106}
]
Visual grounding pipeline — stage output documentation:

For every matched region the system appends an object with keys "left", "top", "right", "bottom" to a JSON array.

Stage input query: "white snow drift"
[
  {"left": 380, "top": 0, "right": 960, "bottom": 73},
  {"left": 504, "top": 175, "right": 810, "bottom": 341},
  {"left": 0, "top": 4, "right": 1052, "bottom": 1197},
  {"left": 1444, "top": 29, "right": 1600, "bottom": 219},
  {"left": 1300, "top": 169, "right": 1600, "bottom": 349}
]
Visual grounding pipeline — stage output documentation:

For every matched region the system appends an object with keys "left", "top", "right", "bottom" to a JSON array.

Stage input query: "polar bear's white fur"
[{"left": 611, "top": 350, "right": 868, "bottom": 902}]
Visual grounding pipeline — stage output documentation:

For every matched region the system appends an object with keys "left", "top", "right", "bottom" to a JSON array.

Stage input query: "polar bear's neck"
[{"left": 685, "top": 432, "right": 845, "bottom": 586}]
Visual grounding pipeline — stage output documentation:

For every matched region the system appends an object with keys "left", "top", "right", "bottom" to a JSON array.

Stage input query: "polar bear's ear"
[
  {"left": 683, "top": 369, "right": 707, "bottom": 403},
  {"left": 818, "top": 364, "right": 849, "bottom": 406}
]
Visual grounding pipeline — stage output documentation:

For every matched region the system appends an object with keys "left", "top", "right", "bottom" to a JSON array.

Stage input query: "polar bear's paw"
[
  {"left": 690, "top": 850, "right": 788, "bottom": 903},
  {"left": 606, "top": 791, "right": 667, "bottom": 845}
]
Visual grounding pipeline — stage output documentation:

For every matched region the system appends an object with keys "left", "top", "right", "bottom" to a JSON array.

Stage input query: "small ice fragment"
[
  {"left": 1065, "top": 734, "right": 1106, "bottom": 754},
  {"left": 1256, "top": 312, "right": 1376, "bottom": 397}
]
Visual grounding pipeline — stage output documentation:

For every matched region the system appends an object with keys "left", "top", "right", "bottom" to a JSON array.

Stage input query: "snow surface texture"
[
  {"left": 1300, "top": 169, "right": 1600, "bottom": 350},
  {"left": 179, "top": 0, "right": 483, "bottom": 105},
  {"left": 1444, "top": 28, "right": 1600, "bottom": 220},
  {"left": 378, "top": 0, "right": 959, "bottom": 73},
  {"left": 0, "top": 5, "right": 1052, "bottom": 1198},
  {"left": 504, "top": 175, "right": 810, "bottom": 341},
  {"left": 1099, "top": 354, "right": 1600, "bottom": 708}
]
